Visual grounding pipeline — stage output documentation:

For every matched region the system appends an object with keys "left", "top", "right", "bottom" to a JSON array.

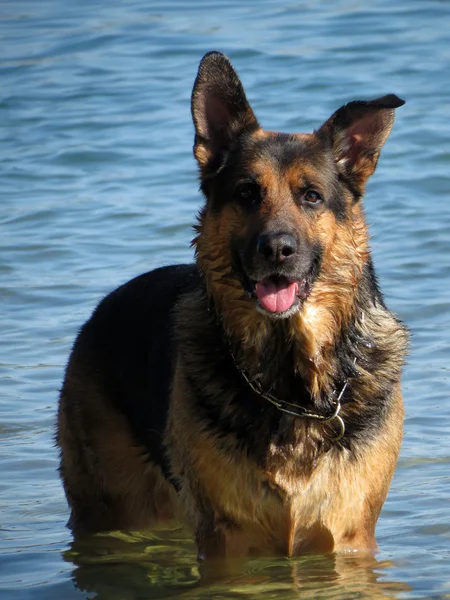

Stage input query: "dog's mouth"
[{"left": 248, "top": 274, "right": 311, "bottom": 317}]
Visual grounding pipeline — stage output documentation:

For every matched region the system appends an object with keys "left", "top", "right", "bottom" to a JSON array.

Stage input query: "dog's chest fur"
[{"left": 168, "top": 375, "right": 377, "bottom": 555}]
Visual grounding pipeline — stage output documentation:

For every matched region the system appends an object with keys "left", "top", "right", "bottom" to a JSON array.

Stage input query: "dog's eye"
[
  {"left": 304, "top": 190, "right": 323, "bottom": 204},
  {"left": 235, "top": 182, "right": 261, "bottom": 206}
]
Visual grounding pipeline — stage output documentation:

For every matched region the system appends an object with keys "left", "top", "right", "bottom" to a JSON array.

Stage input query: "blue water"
[{"left": 1, "top": 1, "right": 450, "bottom": 598}]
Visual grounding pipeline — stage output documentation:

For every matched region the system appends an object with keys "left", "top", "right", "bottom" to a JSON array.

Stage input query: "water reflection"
[
  {"left": 64, "top": 528, "right": 410, "bottom": 599},
  {"left": 64, "top": 528, "right": 199, "bottom": 598}
]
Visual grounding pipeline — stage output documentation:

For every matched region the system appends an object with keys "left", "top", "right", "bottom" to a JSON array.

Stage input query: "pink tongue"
[{"left": 255, "top": 279, "right": 298, "bottom": 313}]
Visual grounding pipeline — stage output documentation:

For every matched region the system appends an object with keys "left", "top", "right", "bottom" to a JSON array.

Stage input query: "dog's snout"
[{"left": 256, "top": 232, "right": 298, "bottom": 263}]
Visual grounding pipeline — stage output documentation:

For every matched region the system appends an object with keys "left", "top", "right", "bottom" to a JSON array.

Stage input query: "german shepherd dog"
[{"left": 57, "top": 52, "right": 409, "bottom": 558}]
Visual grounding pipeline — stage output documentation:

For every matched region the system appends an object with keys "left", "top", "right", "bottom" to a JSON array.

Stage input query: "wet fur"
[{"left": 57, "top": 52, "right": 408, "bottom": 557}]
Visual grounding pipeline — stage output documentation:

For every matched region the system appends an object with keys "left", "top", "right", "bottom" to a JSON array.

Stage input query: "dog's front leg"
[
  {"left": 167, "top": 359, "right": 258, "bottom": 559},
  {"left": 194, "top": 514, "right": 254, "bottom": 559}
]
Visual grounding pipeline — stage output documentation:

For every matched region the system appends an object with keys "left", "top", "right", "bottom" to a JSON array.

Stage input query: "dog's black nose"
[{"left": 256, "top": 232, "right": 298, "bottom": 263}]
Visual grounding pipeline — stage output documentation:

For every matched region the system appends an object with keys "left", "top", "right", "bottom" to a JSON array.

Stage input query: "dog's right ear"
[{"left": 192, "top": 51, "right": 259, "bottom": 176}]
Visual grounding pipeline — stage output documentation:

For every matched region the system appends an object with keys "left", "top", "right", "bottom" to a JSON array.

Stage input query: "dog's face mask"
[{"left": 191, "top": 51, "right": 403, "bottom": 320}]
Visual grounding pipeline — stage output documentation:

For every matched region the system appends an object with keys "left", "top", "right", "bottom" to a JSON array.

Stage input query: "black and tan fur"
[{"left": 57, "top": 52, "right": 409, "bottom": 557}]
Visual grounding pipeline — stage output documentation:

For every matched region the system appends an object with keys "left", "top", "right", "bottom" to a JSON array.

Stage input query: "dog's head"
[{"left": 192, "top": 51, "right": 403, "bottom": 329}]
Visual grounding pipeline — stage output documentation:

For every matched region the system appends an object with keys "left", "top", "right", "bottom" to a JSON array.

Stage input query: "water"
[{"left": 1, "top": 1, "right": 450, "bottom": 598}]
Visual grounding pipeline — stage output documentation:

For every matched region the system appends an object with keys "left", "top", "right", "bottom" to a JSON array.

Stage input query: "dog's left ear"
[
  {"left": 318, "top": 94, "right": 405, "bottom": 194},
  {"left": 192, "top": 51, "right": 260, "bottom": 176}
]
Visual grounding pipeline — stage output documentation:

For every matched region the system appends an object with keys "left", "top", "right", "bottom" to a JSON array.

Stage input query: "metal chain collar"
[{"left": 234, "top": 356, "right": 357, "bottom": 442}]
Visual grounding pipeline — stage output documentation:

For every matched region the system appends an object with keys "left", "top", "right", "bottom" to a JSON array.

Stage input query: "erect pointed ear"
[
  {"left": 318, "top": 94, "right": 405, "bottom": 194},
  {"left": 191, "top": 51, "right": 260, "bottom": 176}
]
